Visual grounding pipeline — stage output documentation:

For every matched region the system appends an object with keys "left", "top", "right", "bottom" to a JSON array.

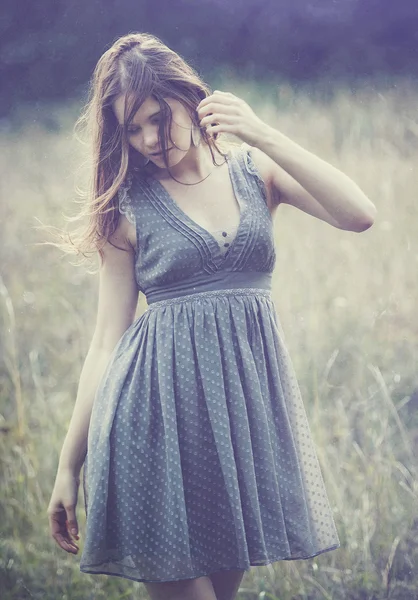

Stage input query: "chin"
[{"left": 151, "top": 147, "right": 177, "bottom": 163}]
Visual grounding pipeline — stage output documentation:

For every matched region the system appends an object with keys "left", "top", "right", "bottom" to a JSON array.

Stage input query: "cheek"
[
  {"left": 128, "top": 136, "right": 141, "bottom": 150},
  {"left": 170, "top": 116, "right": 191, "bottom": 143}
]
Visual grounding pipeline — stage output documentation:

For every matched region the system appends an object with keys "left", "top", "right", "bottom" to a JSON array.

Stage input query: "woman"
[{"left": 47, "top": 32, "right": 376, "bottom": 600}]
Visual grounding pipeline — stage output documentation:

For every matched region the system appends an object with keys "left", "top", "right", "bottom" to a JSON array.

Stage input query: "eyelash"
[{"left": 128, "top": 118, "right": 161, "bottom": 135}]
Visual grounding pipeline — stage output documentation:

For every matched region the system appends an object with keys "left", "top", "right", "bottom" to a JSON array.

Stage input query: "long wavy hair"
[{"left": 58, "top": 32, "right": 231, "bottom": 261}]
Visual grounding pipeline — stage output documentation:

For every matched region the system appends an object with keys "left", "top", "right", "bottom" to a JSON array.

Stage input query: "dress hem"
[{"left": 79, "top": 543, "right": 341, "bottom": 584}]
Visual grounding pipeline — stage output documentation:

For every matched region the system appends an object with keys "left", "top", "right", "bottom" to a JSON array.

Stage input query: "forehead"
[{"left": 112, "top": 95, "right": 160, "bottom": 125}]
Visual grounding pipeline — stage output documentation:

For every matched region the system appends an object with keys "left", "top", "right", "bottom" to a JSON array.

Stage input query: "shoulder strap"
[{"left": 239, "top": 142, "right": 269, "bottom": 206}]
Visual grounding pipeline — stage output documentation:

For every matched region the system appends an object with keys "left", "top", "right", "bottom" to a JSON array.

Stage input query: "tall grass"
[{"left": 1, "top": 75, "right": 417, "bottom": 599}]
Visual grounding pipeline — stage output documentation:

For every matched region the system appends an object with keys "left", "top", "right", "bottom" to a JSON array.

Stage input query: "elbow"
[
  {"left": 351, "top": 202, "right": 377, "bottom": 233},
  {"left": 352, "top": 217, "right": 374, "bottom": 233}
]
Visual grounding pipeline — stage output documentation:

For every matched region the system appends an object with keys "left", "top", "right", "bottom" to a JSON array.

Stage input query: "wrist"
[
  {"left": 251, "top": 122, "right": 277, "bottom": 151},
  {"left": 56, "top": 467, "right": 81, "bottom": 488},
  {"left": 58, "top": 434, "right": 87, "bottom": 477},
  {"left": 57, "top": 458, "right": 84, "bottom": 478}
]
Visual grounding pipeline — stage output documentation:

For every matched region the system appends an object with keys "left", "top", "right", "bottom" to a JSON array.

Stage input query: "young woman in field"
[{"left": 47, "top": 32, "right": 376, "bottom": 600}]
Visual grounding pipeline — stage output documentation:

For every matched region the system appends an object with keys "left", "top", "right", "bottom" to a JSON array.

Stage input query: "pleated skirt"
[{"left": 79, "top": 288, "right": 339, "bottom": 583}]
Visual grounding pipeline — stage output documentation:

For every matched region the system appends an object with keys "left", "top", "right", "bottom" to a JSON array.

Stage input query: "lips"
[{"left": 150, "top": 147, "right": 173, "bottom": 157}]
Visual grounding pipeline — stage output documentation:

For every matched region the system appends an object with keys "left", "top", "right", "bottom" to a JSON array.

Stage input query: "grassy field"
[{"left": 1, "top": 74, "right": 418, "bottom": 599}]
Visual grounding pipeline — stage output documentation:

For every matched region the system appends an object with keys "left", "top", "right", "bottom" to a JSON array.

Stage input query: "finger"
[
  {"left": 53, "top": 532, "right": 79, "bottom": 553},
  {"left": 198, "top": 96, "right": 236, "bottom": 110},
  {"left": 197, "top": 92, "right": 233, "bottom": 110},
  {"left": 50, "top": 513, "right": 79, "bottom": 552},
  {"left": 213, "top": 90, "right": 239, "bottom": 102},
  {"left": 49, "top": 509, "right": 77, "bottom": 545},
  {"left": 65, "top": 506, "right": 79, "bottom": 539},
  {"left": 213, "top": 90, "right": 235, "bottom": 96},
  {"left": 66, "top": 520, "right": 79, "bottom": 541},
  {"left": 48, "top": 506, "right": 66, "bottom": 536},
  {"left": 198, "top": 103, "right": 236, "bottom": 120},
  {"left": 197, "top": 95, "right": 212, "bottom": 109},
  {"left": 205, "top": 123, "right": 235, "bottom": 136},
  {"left": 200, "top": 114, "right": 236, "bottom": 129}
]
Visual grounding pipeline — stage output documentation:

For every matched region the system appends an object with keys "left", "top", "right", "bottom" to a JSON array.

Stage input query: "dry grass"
[{"left": 1, "top": 75, "right": 418, "bottom": 599}]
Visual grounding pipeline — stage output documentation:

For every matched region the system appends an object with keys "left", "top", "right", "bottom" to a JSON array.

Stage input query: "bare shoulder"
[
  {"left": 98, "top": 216, "right": 137, "bottom": 279},
  {"left": 92, "top": 214, "right": 139, "bottom": 350},
  {"left": 97, "top": 213, "right": 138, "bottom": 278},
  {"left": 106, "top": 213, "right": 137, "bottom": 256}
]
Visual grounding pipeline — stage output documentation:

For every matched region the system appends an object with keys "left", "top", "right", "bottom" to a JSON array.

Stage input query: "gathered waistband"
[
  {"left": 147, "top": 287, "right": 272, "bottom": 311},
  {"left": 145, "top": 270, "right": 272, "bottom": 305}
]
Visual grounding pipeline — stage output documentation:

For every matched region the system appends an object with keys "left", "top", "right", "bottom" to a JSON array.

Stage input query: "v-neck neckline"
[{"left": 145, "top": 147, "right": 248, "bottom": 267}]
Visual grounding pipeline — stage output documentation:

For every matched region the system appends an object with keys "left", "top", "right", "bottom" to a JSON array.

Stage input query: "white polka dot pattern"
[{"left": 79, "top": 144, "right": 340, "bottom": 584}]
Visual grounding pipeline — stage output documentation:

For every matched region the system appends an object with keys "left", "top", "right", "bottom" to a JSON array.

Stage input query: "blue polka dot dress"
[{"left": 79, "top": 142, "right": 340, "bottom": 583}]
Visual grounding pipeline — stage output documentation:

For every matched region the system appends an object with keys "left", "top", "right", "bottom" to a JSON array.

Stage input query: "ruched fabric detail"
[{"left": 241, "top": 142, "right": 269, "bottom": 207}]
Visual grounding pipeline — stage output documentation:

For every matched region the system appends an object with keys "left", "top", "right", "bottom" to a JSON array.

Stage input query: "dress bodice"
[{"left": 118, "top": 143, "right": 276, "bottom": 303}]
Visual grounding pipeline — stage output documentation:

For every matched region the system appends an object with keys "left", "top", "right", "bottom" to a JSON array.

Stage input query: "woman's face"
[{"left": 112, "top": 94, "right": 194, "bottom": 167}]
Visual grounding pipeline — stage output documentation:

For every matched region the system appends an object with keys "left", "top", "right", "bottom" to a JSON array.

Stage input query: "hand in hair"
[{"left": 197, "top": 89, "right": 269, "bottom": 148}]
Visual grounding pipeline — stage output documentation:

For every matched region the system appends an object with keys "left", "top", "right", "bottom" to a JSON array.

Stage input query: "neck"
[{"left": 151, "top": 143, "right": 218, "bottom": 183}]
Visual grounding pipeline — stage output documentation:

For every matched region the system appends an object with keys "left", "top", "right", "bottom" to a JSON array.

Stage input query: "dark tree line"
[{"left": 1, "top": 0, "right": 418, "bottom": 116}]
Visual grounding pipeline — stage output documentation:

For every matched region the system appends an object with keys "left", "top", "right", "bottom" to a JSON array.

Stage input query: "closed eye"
[{"left": 127, "top": 116, "right": 162, "bottom": 135}]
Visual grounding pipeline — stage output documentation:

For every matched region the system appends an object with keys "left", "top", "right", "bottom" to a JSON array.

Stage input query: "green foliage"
[{"left": 1, "top": 74, "right": 418, "bottom": 598}]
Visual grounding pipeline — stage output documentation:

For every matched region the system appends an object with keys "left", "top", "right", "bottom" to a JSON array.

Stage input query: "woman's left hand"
[{"left": 197, "top": 90, "right": 269, "bottom": 147}]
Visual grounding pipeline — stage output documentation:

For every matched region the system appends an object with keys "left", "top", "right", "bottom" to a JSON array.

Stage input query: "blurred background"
[{"left": 1, "top": 1, "right": 418, "bottom": 598}]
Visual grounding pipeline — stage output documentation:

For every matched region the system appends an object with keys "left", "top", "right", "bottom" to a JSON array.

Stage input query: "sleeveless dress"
[{"left": 79, "top": 142, "right": 340, "bottom": 584}]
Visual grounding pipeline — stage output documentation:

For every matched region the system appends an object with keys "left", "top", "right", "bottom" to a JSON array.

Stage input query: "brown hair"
[{"left": 60, "top": 32, "right": 231, "bottom": 261}]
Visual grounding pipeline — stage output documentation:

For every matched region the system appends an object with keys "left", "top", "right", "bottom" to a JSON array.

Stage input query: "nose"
[{"left": 143, "top": 125, "right": 159, "bottom": 153}]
